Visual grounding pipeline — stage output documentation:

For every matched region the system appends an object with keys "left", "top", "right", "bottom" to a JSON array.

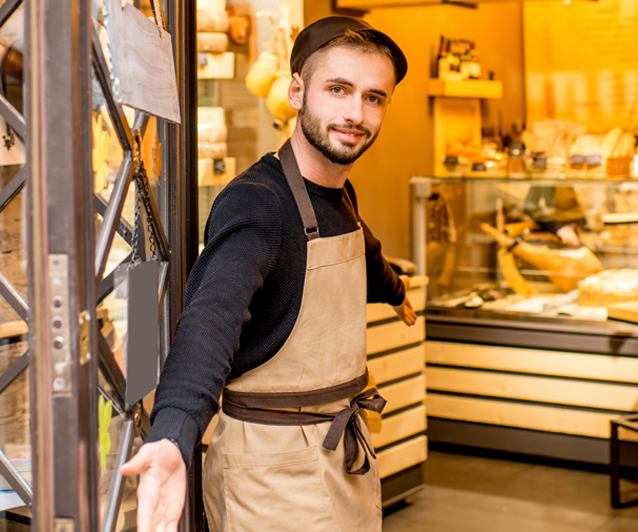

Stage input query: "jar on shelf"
[{"left": 507, "top": 141, "right": 527, "bottom": 177}]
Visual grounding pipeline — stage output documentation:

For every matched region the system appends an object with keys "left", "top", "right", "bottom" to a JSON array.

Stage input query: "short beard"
[{"left": 299, "top": 92, "right": 379, "bottom": 166}]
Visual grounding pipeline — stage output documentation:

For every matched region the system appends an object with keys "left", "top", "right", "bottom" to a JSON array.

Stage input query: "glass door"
[{"left": 23, "top": 0, "right": 200, "bottom": 530}]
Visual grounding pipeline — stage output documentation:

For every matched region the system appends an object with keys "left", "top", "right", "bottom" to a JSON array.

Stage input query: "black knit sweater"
[{"left": 146, "top": 153, "right": 405, "bottom": 466}]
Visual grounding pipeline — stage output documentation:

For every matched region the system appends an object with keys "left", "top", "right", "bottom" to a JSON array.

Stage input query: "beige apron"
[{"left": 203, "top": 140, "right": 385, "bottom": 532}]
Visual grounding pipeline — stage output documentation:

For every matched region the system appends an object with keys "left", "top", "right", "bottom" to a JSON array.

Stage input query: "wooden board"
[
  {"left": 198, "top": 157, "right": 237, "bottom": 187},
  {"left": 367, "top": 317, "right": 425, "bottom": 355},
  {"left": 0, "top": 321, "right": 27, "bottom": 340},
  {"left": 428, "top": 79, "right": 503, "bottom": 99},
  {"left": 524, "top": 0, "right": 638, "bottom": 133},
  {"left": 379, "top": 375, "right": 426, "bottom": 414},
  {"left": 433, "top": 97, "right": 482, "bottom": 178},
  {"left": 368, "top": 345, "right": 426, "bottom": 385},
  {"left": 427, "top": 367, "right": 638, "bottom": 412},
  {"left": 367, "top": 286, "right": 426, "bottom": 323},
  {"left": 607, "top": 301, "right": 638, "bottom": 324},
  {"left": 426, "top": 341, "right": 638, "bottom": 384},
  {"left": 427, "top": 393, "right": 638, "bottom": 441},
  {"left": 372, "top": 405, "right": 427, "bottom": 449},
  {"left": 377, "top": 436, "right": 428, "bottom": 479}
]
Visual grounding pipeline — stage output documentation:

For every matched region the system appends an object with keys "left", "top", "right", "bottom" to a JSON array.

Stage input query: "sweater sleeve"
[
  {"left": 146, "top": 182, "right": 282, "bottom": 467},
  {"left": 344, "top": 182, "right": 405, "bottom": 306}
]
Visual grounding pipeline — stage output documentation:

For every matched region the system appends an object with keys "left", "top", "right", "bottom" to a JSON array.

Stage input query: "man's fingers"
[
  {"left": 166, "top": 520, "right": 180, "bottom": 532},
  {"left": 121, "top": 446, "right": 152, "bottom": 477}
]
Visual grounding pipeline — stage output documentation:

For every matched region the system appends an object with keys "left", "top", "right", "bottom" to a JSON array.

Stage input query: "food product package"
[
  {"left": 197, "top": 32, "right": 229, "bottom": 53},
  {"left": 197, "top": 10, "right": 229, "bottom": 32},
  {"left": 198, "top": 124, "right": 227, "bottom": 144},
  {"left": 198, "top": 141, "right": 228, "bottom": 160}
]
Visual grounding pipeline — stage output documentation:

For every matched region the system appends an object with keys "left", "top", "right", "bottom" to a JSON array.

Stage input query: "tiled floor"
[{"left": 383, "top": 450, "right": 638, "bottom": 531}]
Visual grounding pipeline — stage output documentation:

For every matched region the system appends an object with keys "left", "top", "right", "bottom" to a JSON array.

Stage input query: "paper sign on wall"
[{"left": 104, "top": 0, "right": 181, "bottom": 124}]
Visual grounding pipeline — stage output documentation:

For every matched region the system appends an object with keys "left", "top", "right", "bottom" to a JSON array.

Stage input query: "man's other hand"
[
  {"left": 121, "top": 439, "right": 187, "bottom": 532},
  {"left": 393, "top": 275, "right": 417, "bottom": 326}
]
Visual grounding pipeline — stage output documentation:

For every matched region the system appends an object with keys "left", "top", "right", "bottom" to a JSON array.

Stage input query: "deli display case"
[{"left": 411, "top": 176, "right": 638, "bottom": 465}]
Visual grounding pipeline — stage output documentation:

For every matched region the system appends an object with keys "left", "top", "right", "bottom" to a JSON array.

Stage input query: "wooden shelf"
[{"left": 428, "top": 78, "right": 503, "bottom": 99}]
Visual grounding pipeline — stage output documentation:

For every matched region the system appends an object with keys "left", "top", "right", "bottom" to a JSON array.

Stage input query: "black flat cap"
[{"left": 291, "top": 16, "right": 408, "bottom": 85}]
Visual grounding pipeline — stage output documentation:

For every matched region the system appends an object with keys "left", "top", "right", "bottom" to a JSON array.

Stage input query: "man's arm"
[
  {"left": 144, "top": 181, "right": 282, "bottom": 465},
  {"left": 122, "top": 182, "right": 283, "bottom": 531}
]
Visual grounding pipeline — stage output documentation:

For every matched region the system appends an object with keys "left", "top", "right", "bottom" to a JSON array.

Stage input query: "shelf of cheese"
[
  {"left": 197, "top": 52, "right": 235, "bottom": 80},
  {"left": 428, "top": 78, "right": 502, "bottom": 99}
]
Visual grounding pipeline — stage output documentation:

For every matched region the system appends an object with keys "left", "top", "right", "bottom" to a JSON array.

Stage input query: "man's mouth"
[{"left": 331, "top": 128, "right": 365, "bottom": 144}]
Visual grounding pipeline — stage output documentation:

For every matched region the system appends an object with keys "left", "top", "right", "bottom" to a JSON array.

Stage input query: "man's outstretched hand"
[
  {"left": 121, "top": 439, "right": 187, "bottom": 532},
  {"left": 393, "top": 275, "right": 417, "bottom": 326}
]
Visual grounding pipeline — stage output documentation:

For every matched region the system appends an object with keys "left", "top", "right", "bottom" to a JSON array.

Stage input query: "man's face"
[{"left": 298, "top": 46, "right": 395, "bottom": 166}]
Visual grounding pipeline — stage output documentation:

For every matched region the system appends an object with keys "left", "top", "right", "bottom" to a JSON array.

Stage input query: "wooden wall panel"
[
  {"left": 427, "top": 367, "right": 638, "bottom": 411},
  {"left": 367, "top": 317, "right": 426, "bottom": 355},
  {"left": 367, "top": 286, "right": 426, "bottom": 323},
  {"left": 377, "top": 436, "right": 428, "bottom": 479},
  {"left": 368, "top": 345, "right": 426, "bottom": 385},
  {"left": 426, "top": 341, "right": 638, "bottom": 384},
  {"left": 428, "top": 394, "right": 613, "bottom": 439},
  {"left": 379, "top": 375, "right": 426, "bottom": 414},
  {"left": 372, "top": 405, "right": 427, "bottom": 448}
]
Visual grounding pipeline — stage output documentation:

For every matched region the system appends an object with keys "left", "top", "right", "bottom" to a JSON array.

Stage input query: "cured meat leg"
[{"left": 481, "top": 223, "right": 604, "bottom": 292}]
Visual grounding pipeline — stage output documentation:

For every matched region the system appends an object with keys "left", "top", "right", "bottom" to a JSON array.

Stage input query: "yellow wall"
[{"left": 304, "top": 1, "right": 525, "bottom": 259}]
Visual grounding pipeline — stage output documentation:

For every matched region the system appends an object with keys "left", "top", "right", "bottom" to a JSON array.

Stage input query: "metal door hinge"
[{"left": 49, "top": 254, "right": 72, "bottom": 395}]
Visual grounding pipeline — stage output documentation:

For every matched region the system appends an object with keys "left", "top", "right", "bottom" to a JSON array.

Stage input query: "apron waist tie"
[{"left": 221, "top": 388, "right": 387, "bottom": 475}]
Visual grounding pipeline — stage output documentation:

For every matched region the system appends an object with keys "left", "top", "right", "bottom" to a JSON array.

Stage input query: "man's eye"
[
  {"left": 368, "top": 95, "right": 380, "bottom": 104},
  {"left": 331, "top": 86, "right": 343, "bottom": 94}
]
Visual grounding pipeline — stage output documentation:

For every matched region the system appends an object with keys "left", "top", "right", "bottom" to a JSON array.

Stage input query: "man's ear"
[{"left": 288, "top": 73, "right": 304, "bottom": 111}]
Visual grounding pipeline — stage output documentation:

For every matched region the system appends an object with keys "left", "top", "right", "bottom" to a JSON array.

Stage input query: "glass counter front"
[{"left": 411, "top": 176, "right": 638, "bottom": 341}]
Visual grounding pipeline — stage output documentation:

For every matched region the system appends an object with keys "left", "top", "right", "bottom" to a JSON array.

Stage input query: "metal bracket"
[{"left": 49, "top": 254, "right": 72, "bottom": 395}]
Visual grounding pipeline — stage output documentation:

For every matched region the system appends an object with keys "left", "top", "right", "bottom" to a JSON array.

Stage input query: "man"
[{"left": 122, "top": 16, "right": 412, "bottom": 532}]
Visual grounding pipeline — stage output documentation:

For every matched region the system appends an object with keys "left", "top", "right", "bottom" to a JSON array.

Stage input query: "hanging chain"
[
  {"left": 130, "top": 132, "right": 157, "bottom": 264},
  {"left": 136, "top": 163, "right": 157, "bottom": 260}
]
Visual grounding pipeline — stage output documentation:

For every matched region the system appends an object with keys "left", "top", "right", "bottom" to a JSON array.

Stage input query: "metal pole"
[
  {"left": 27, "top": 0, "right": 55, "bottom": 527},
  {"left": 164, "top": 0, "right": 200, "bottom": 527},
  {"left": 29, "top": 0, "right": 99, "bottom": 528}
]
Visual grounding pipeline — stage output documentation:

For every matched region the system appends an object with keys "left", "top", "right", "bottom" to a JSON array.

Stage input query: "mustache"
[{"left": 328, "top": 123, "right": 372, "bottom": 137}]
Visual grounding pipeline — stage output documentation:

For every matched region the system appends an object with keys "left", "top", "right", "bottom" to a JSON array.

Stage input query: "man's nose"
[{"left": 343, "top": 97, "right": 364, "bottom": 125}]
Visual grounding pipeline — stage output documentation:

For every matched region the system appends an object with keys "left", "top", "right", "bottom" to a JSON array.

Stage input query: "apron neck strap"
[{"left": 279, "top": 139, "right": 320, "bottom": 241}]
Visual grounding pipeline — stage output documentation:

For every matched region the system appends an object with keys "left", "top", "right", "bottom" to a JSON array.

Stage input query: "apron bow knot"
[{"left": 322, "top": 388, "right": 387, "bottom": 475}]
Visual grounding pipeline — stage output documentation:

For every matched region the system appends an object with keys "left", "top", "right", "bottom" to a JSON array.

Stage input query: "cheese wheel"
[
  {"left": 198, "top": 141, "right": 228, "bottom": 159},
  {"left": 266, "top": 73, "right": 296, "bottom": 123},
  {"left": 198, "top": 124, "right": 228, "bottom": 144},
  {"left": 197, "top": 32, "right": 229, "bottom": 53},
  {"left": 246, "top": 51, "right": 279, "bottom": 97},
  {"left": 197, "top": 10, "right": 229, "bottom": 32}
]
